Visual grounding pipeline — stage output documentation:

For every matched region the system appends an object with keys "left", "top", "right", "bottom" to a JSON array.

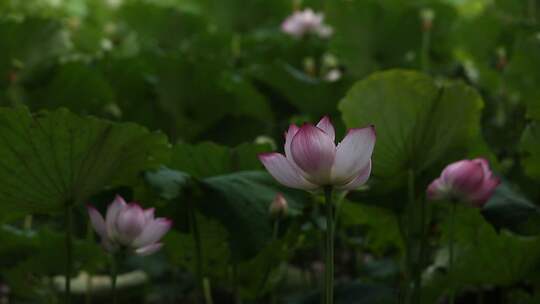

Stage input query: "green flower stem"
[
  {"left": 324, "top": 186, "right": 335, "bottom": 304},
  {"left": 529, "top": 0, "right": 537, "bottom": 24},
  {"left": 203, "top": 277, "right": 214, "bottom": 304},
  {"left": 256, "top": 218, "right": 281, "bottom": 297},
  {"left": 408, "top": 169, "right": 424, "bottom": 304},
  {"left": 86, "top": 221, "right": 94, "bottom": 304},
  {"left": 110, "top": 254, "right": 118, "bottom": 304},
  {"left": 421, "top": 27, "right": 431, "bottom": 72},
  {"left": 448, "top": 202, "right": 457, "bottom": 304},
  {"left": 188, "top": 202, "right": 213, "bottom": 304},
  {"left": 65, "top": 203, "right": 73, "bottom": 304}
]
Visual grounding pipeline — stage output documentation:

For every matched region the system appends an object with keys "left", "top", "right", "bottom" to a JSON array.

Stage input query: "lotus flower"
[
  {"left": 281, "top": 9, "right": 333, "bottom": 38},
  {"left": 427, "top": 158, "right": 500, "bottom": 207},
  {"left": 269, "top": 193, "right": 288, "bottom": 217},
  {"left": 88, "top": 195, "right": 172, "bottom": 256},
  {"left": 259, "top": 116, "right": 375, "bottom": 191}
]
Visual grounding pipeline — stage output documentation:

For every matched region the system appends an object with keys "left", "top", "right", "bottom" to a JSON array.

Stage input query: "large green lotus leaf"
[
  {"left": 423, "top": 205, "right": 540, "bottom": 302},
  {"left": 482, "top": 182, "right": 540, "bottom": 236},
  {"left": 0, "top": 106, "right": 169, "bottom": 215},
  {"left": 521, "top": 121, "right": 540, "bottom": 181},
  {"left": 170, "top": 142, "right": 271, "bottom": 178},
  {"left": 339, "top": 70, "right": 483, "bottom": 189},
  {"left": 155, "top": 52, "right": 273, "bottom": 141}
]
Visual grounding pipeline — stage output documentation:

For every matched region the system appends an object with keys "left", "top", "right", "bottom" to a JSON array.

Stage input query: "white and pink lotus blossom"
[
  {"left": 281, "top": 9, "right": 333, "bottom": 39},
  {"left": 88, "top": 195, "right": 172, "bottom": 256},
  {"left": 259, "top": 116, "right": 375, "bottom": 191},
  {"left": 427, "top": 158, "right": 500, "bottom": 207}
]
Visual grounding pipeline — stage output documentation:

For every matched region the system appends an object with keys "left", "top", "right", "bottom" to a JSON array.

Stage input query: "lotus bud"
[
  {"left": 420, "top": 8, "right": 435, "bottom": 31},
  {"left": 427, "top": 158, "right": 500, "bottom": 207},
  {"left": 269, "top": 193, "right": 288, "bottom": 218}
]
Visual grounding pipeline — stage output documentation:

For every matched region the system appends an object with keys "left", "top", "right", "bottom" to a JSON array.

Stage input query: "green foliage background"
[{"left": 0, "top": 0, "right": 539, "bottom": 303}]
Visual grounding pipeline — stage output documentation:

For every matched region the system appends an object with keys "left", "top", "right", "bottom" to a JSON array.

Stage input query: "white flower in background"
[
  {"left": 107, "top": 0, "right": 123, "bottom": 8},
  {"left": 324, "top": 69, "right": 342, "bottom": 82},
  {"left": 281, "top": 9, "right": 333, "bottom": 39}
]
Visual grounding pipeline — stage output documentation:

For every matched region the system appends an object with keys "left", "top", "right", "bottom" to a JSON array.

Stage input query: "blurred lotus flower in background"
[
  {"left": 259, "top": 116, "right": 375, "bottom": 191},
  {"left": 269, "top": 193, "right": 288, "bottom": 217},
  {"left": 427, "top": 158, "right": 500, "bottom": 207},
  {"left": 281, "top": 9, "right": 333, "bottom": 38},
  {"left": 324, "top": 69, "right": 342, "bottom": 82},
  {"left": 88, "top": 195, "right": 172, "bottom": 256}
]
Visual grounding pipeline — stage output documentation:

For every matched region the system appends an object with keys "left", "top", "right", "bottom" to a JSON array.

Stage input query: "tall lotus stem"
[
  {"left": 65, "top": 203, "right": 73, "bottom": 304},
  {"left": 324, "top": 186, "right": 334, "bottom": 304},
  {"left": 110, "top": 254, "right": 118, "bottom": 304},
  {"left": 448, "top": 202, "right": 457, "bottom": 304}
]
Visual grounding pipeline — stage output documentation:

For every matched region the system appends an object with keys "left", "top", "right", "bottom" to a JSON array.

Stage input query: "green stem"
[
  {"left": 529, "top": 0, "right": 537, "bottom": 24},
  {"left": 256, "top": 219, "right": 281, "bottom": 297},
  {"left": 65, "top": 203, "right": 73, "bottom": 304},
  {"left": 231, "top": 263, "right": 242, "bottom": 304},
  {"left": 478, "top": 288, "right": 484, "bottom": 304},
  {"left": 408, "top": 169, "right": 423, "bottom": 304},
  {"left": 86, "top": 221, "right": 94, "bottom": 304},
  {"left": 324, "top": 186, "right": 334, "bottom": 304},
  {"left": 448, "top": 202, "right": 457, "bottom": 304},
  {"left": 203, "top": 277, "right": 214, "bottom": 304},
  {"left": 421, "top": 28, "right": 431, "bottom": 72},
  {"left": 189, "top": 204, "right": 205, "bottom": 300},
  {"left": 110, "top": 254, "right": 118, "bottom": 304}
]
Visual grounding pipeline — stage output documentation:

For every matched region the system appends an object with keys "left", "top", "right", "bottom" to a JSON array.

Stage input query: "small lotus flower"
[
  {"left": 427, "top": 158, "right": 500, "bottom": 207},
  {"left": 88, "top": 195, "right": 172, "bottom": 256},
  {"left": 281, "top": 9, "right": 333, "bottom": 39},
  {"left": 269, "top": 193, "right": 288, "bottom": 217},
  {"left": 258, "top": 116, "right": 375, "bottom": 191}
]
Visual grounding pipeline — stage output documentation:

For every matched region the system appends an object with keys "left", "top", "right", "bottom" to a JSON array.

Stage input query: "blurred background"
[{"left": 0, "top": 0, "right": 540, "bottom": 303}]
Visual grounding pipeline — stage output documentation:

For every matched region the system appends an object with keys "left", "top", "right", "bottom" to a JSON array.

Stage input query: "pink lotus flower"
[
  {"left": 427, "top": 158, "right": 500, "bottom": 207},
  {"left": 269, "top": 193, "right": 288, "bottom": 217},
  {"left": 281, "top": 9, "right": 333, "bottom": 38},
  {"left": 88, "top": 195, "right": 172, "bottom": 256},
  {"left": 259, "top": 116, "right": 375, "bottom": 191}
]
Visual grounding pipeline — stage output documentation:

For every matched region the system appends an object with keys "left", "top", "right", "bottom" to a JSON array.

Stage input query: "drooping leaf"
[
  {"left": 423, "top": 206, "right": 540, "bottom": 303},
  {"left": 339, "top": 70, "right": 484, "bottom": 190},
  {"left": 200, "top": 171, "right": 309, "bottom": 260},
  {"left": 0, "top": 106, "right": 170, "bottom": 215},
  {"left": 482, "top": 182, "right": 540, "bottom": 236}
]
